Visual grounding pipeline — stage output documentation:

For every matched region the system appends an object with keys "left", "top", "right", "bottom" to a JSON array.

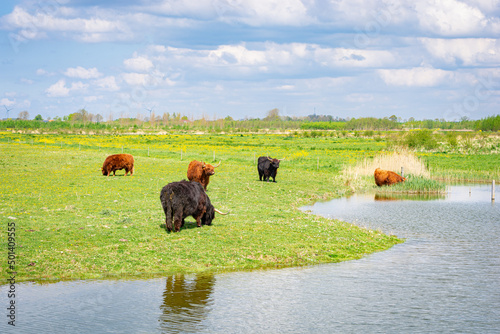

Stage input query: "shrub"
[{"left": 404, "top": 130, "right": 438, "bottom": 150}]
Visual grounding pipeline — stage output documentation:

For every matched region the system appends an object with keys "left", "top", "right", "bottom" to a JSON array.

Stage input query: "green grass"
[
  {"left": 0, "top": 137, "right": 400, "bottom": 282},
  {"left": 375, "top": 175, "right": 446, "bottom": 194},
  {"left": 1, "top": 132, "right": 498, "bottom": 282}
]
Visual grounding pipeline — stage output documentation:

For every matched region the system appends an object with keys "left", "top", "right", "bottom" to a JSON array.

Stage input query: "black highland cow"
[
  {"left": 160, "top": 180, "right": 228, "bottom": 232},
  {"left": 258, "top": 156, "right": 284, "bottom": 182}
]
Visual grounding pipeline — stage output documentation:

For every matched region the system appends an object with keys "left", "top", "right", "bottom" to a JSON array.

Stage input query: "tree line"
[{"left": 2, "top": 108, "right": 499, "bottom": 132}]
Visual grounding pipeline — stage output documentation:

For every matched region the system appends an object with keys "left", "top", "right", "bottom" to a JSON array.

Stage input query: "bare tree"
[
  {"left": 18, "top": 110, "right": 30, "bottom": 120},
  {"left": 150, "top": 111, "right": 156, "bottom": 128},
  {"left": 264, "top": 108, "right": 280, "bottom": 121},
  {"left": 162, "top": 112, "right": 170, "bottom": 125}
]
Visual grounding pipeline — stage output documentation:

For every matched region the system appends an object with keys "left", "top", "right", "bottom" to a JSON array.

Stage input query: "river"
[{"left": 1, "top": 185, "right": 499, "bottom": 333}]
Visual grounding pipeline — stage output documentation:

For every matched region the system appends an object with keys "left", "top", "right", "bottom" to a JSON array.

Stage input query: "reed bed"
[
  {"left": 343, "top": 149, "right": 430, "bottom": 178},
  {"left": 341, "top": 149, "right": 446, "bottom": 193}
]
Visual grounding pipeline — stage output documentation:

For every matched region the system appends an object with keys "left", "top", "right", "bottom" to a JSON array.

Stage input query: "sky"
[{"left": 0, "top": 0, "right": 499, "bottom": 121}]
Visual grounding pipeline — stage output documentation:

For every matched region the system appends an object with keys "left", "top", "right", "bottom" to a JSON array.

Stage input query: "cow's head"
[
  {"left": 202, "top": 204, "right": 215, "bottom": 226},
  {"left": 267, "top": 157, "right": 284, "bottom": 169},
  {"left": 202, "top": 160, "right": 221, "bottom": 176},
  {"left": 101, "top": 167, "right": 107, "bottom": 175},
  {"left": 202, "top": 205, "right": 230, "bottom": 226}
]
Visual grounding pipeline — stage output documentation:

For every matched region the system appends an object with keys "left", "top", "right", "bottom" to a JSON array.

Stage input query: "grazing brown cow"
[
  {"left": 101, "top": 154, "right": 135, "bottom": 176},
  {"left": 187, "top": 160, "right": 220, "bottom": 190},
  {"left": 374, "top": 168, "right": 406, "bottom": 186}
]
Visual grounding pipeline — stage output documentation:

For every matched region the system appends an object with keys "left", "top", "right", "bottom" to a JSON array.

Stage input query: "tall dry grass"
[{"left": 344, "top": 149, "right": 430, "bottom": 178}]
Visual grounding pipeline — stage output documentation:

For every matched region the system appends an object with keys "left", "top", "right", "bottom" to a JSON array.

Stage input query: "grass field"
[{"left": 1, "top": 132, "right": 498, "bottom": 282}]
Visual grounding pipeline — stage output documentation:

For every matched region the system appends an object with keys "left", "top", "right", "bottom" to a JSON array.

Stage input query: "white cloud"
[
  {"left": 45, "top": 79, "right": 88, "bottom": 97},
  {"left": 21, "top": 78, "right": 34, "bottom": 84},
  {"left": 158, "top": 42, "right": 398, "bottom": 75},
  {"left": 276, "top": 85, "right": 295, "bottom": 90},
  {"left": 36, "top": 69, "right": 55, "bottom": 76},
  {"left": 232, "top": 0, "right": 311, "bottom": 26},
  {"left": 93, "top": 76, "right": 119, "bottom": 91},
  {"left": 1, "top": 98, "right": 15, "bottom": 107},
  {"left": 123, "top": 56, "right": 154, "bottom": 72},
  {"left": 378, "top": 67, "right": 453, "bottom": 87},
  {"left": 415, "top": 0, "right": 488, "bottom": 36},
  {"left": 64, "top": 66, "right": 102, "bottom": 79},
  {"left": 46, "top": 79, "right": 70, "bottom": 97},
  {"left": 84, "top": 95, "right": 103, "bottom": 102},
  {"left": 2, "top": 6, "right": 128, "bottom": 41},
  {"left": 122, "top": 73, "right": 150, "bottom": 86},
  {"left": 70, "top": 81, "right": 88, "bottom": 91},
  {"left": 148, "top": 45, "right": 167, "bottom": 53},
  {"left": 420, "top": 38, "right": 500, "bottom": 66}
]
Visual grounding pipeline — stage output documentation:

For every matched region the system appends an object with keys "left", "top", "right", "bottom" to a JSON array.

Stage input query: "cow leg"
[
  {"left": 194, "top": 210, "right": 205, "bottom": 228},
  {"left": 164, "top": 203, "right": 173, "bottom": 232},
  {"left": 173, "top": 208, "right": 183, "bottom": 232}
]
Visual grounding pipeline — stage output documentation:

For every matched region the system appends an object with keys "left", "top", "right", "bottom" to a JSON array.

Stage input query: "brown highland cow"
[
  {"left": 374, "top": 168, "right": 406, "bottom": 186},
  {"left": 187, "top": 160, "right": 220, "bottom": 190},
  {"left": 101, "top": 154, "right": 135, "bottom": 176}
]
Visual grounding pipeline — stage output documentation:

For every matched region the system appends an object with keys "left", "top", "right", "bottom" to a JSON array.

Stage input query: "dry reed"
[{"left": 343, "top": 149, "right": 430, "bottom": 179}]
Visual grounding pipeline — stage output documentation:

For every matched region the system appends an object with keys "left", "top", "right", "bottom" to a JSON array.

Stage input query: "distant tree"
[
  {"left": 34, "top": 114, "right": 43, "bottom": 121},
  {"left": 77, "top": 108, "right": 89, "bottom": 123},
  {"left": 18, "top": 111, "right": 29, "bottom": 120},
  {"left": 95, "top": 114, "right": 103, "bottom": 123},
  {"left": 389, "top": 115, "right": 398, "bottom": 122},
  {"left": 264, "top": 108, "right": 280, "bottom": 121},
  {"left": 162, "top": 112, "right": 170, "bottom": 124}
]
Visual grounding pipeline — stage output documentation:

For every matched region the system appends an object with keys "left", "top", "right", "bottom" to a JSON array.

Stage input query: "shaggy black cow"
[
  {"left": 257, "top": 156, "right": 284, "bottom": 182},
  {"left": 160, "top": 180, "right": 228, "bottom": 232}
]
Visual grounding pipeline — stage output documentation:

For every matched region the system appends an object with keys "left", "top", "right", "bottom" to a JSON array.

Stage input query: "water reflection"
[
  {"left": 374, "top": 192, "right": 445, "bottom": 201},
  {"left": 158, "top": 274, "right": 215, "bottom": 333}
]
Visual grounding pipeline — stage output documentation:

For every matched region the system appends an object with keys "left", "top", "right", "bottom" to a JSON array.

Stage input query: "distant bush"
[
  {"left": 404, "top": 130, "right": 438, "bottom": 150},
  {"left": 300, "top": 122, "right": 345, "bottom": 130}
]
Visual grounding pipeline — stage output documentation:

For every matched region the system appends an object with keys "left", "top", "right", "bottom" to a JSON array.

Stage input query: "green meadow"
[{"left": 1, "top": 132, "right": 498, "bottom": 282}]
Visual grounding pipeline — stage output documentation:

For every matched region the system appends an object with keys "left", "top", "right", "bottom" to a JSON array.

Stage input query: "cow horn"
[
  {"left": 214, "top": 208, "right": 230, "bottom": 215},
  {"left": 214, "top": 160, "right": 221, "bottom": 168},
  {"left": 201, "top": 161, "right": 206, "bottom": 168},
  {"left": 267, "top": 157, "right": 273, "bottom": 161},
  {"left": 278, "top": 157, "right": 285, "bottom": 161}
]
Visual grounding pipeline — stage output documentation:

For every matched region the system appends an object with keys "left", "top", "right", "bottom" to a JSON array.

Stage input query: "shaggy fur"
[
  {"left": 374, "top": 168, "right": 406, "bottom": 186},
  {"left": 159, "top": 180, "right": 215, "bottom": 232},
  {"left": 186, "top": 160, "right": 219, "bottom": 190},
  {"left": 101, "top": 154, "right": 134, "bottom": 176},
  {"left": 258, "top": 156, "right": 281, "bottom": 182}
]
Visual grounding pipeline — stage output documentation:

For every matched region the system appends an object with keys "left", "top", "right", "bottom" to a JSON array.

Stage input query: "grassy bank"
[{"left": 1, "top": 133, "right": 497, "bottom": 282}]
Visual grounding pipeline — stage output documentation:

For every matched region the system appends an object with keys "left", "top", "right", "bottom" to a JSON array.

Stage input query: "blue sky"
[{"left": 0, "top": 0, "right": 499, "bottom": 121}]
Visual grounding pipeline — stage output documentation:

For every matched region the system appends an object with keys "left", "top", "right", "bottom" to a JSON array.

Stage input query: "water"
[{"left": 1, "top": 185, "right": 499, "bottom": 333}]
